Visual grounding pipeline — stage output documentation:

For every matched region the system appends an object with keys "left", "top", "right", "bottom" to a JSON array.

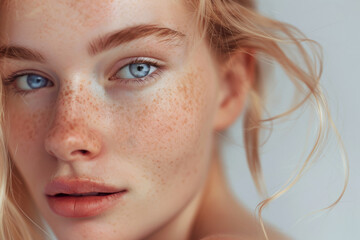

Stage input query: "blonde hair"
[
  {"left": 0, "top": 0, "right": 349, "bottom": 239},
  {"left": 188, "top": 0, "right": 349, "bottom": 239}
]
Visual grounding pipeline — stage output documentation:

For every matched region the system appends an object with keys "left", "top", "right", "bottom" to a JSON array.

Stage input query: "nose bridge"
[
  {"left": 56, "top": 83, "right": 90, "bottom": 121},
  {"left": 44, "top": 83, "right": 102, "bottom": 162}
]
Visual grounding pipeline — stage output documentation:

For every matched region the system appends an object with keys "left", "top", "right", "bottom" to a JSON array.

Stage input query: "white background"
[{"left": 223, "top": 0, "right": 360, "bottom": 240}]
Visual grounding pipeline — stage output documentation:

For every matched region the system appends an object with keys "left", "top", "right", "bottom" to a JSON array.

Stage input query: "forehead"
[{"left": 1, "top": 0, "right": 194, "bottom": 45}]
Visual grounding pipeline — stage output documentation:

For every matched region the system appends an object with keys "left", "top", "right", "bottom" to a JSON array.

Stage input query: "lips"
[
  {"left": 45, "top": 177, "right": 127, "bottom": 218},
  {"left": 45, "top": 177, "right": 124, "bottom": 196},
  {"left": 53, "top": 192, "right": 116, "bottom": 197}
]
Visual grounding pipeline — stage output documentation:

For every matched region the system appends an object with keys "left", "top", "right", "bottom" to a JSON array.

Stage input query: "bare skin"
[
  {"left": 190, "top": 146, "right": 290, "bottom": 240},
  {"left": 1, "top": 0, "right": 291, "bottom": 239}
]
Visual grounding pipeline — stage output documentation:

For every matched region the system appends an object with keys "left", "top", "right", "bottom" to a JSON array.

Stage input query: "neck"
[
  {"left": 145, "top": 142, "right": 243, "bottom": 240},
  {"left": 189, "top": 147, "right": 243, "bottom": 239}
]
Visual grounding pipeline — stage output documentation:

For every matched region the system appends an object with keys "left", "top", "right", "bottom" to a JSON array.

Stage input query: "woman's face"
[{"left": 1, "top": 0, "right": 225, "bottom": 239}]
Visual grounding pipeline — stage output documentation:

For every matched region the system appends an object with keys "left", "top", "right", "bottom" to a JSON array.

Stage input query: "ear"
[{"left": 213, "top": 49, "right": 256, "bottom": 131}]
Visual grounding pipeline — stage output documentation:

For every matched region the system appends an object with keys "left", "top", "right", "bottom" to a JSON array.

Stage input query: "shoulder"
[
  {"left": 198, "top": 232, "right": 291, "bottom": 240},
  {"left": 199, "top": 235, "right": 254, "bottom": 240}
]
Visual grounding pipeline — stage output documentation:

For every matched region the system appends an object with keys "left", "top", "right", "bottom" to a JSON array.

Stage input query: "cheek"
[
  {"left": 112, "top": 68, "right": 216, "bottom": 190},
  {"left": 5, "top": 102, "right": 53, "bottom": 189},
  {"left": 7, "top": 109, "right": 45, "bottom": 142},
  {"left": 6, "top": 102, "right": 49, "bottom": 153}
]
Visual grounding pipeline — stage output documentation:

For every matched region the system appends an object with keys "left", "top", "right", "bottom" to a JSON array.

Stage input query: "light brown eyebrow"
[
  {"left": 0, "top": 45, "right": 45, "bottom": 62},
  {"left": 0, "top": 24, "right": 186, "bottom": 62},
  {"left": 88, "top": 24, "right": 186, "bottom": 56}
]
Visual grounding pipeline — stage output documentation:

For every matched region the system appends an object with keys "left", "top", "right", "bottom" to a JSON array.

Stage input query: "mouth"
[
  {"left": 44, "top": 177, "right": 125, "bottom": 196},
  {"left": 46, "top": 190, "right": 128, "bottom": 218},
  {"left": 45, "top": 177, "right": 127, "bottom": 218},
  {"left": 51, "top": 191, "right": 122, "bottom": 197}
]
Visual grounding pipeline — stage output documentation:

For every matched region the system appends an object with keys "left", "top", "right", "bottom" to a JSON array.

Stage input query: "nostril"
[
  {"left": 71, "top": 149, "right": 90, "bottom": 156},
  {"left": 44, "top": 127, "right": 102, "bottom": 161},
  {"left": 79, "top": 150, "right": 89, "bottom": 154}
]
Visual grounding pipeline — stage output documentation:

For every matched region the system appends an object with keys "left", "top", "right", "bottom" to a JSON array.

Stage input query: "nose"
[{"left": 44, "top": 86, "right": 102, "bottom": 162}]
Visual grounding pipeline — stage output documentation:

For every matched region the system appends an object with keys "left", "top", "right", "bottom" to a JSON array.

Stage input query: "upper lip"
[{"left": 45, "top": 177, "right": 125, "bottom": 196}]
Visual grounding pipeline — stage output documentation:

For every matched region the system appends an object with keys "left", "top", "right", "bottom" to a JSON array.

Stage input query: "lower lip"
[{"left": 46, "top": 191, "right": 127, "bottom": 218}]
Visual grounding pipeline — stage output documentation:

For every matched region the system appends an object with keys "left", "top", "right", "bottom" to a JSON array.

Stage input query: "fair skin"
[{"left": 1, "top": 0, "right": 288, "bottom": 240}]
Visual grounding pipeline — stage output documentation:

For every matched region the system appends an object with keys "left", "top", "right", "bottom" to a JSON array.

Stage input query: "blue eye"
[
  {"left": 21, "top": 74, "right": 49, "bottom": 89},
  {"left": 115, "top": 62, "right": 157, "bottom": 79},
  {"left": 3, "top": 73, "right": 53, "bottom": 96}
]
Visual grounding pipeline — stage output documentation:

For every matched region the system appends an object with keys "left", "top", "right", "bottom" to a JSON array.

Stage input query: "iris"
[
  {"left": 129, "top": 63, "right": 151, "bottom": 78},
  {"left": 26, "top": 74, "right": 48, "bottom": 89}
]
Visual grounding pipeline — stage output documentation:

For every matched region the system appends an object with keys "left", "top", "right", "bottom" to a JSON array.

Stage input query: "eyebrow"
[
  {"left": 0, "top": 45, "right": 45, "bottom": 62},
  {"left": 0, "top": 24, "right": 186, "bottom": 62},
  {"left": 88, "top": 24, "right": 186, "bottom": 56}
]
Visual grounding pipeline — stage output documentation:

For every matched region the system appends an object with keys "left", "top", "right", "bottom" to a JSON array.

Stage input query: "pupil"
[
  {"left": 129, "top": 63, "right": 150, "bottom": 78},
  {"left": 27, "top": 75, "right": 47, "bottom": 89}
]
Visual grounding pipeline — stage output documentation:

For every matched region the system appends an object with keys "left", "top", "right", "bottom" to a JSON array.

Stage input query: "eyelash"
[
  {"left": 2, "top": 71, "right": 46, "bottom": 97},
  {"left": 2, "top": 57, "right": 163, "bottom": 96},
  {"left": 109, "top": 57, "right": 163, "bottom": 87}
]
